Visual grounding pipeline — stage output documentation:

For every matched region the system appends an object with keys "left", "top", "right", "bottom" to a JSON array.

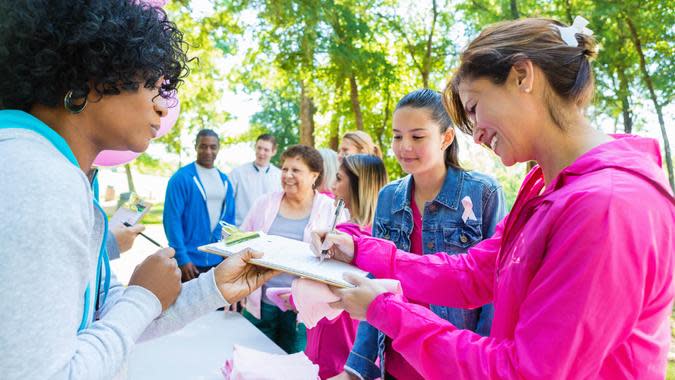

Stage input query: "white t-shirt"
[{"left": 195, "top": 163, "right": 226, "bottom": 231}]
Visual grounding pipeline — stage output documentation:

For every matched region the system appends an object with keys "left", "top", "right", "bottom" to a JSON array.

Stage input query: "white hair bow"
[{"left": 554, "top": 16, "right": 593, "bottom": 47}]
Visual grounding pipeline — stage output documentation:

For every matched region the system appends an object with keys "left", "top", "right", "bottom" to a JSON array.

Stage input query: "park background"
[{"left": 97, "top": 0, "right": 674, "bottom": 376}]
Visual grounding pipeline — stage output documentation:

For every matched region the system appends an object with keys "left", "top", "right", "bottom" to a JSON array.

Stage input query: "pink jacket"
[
  {"left": 305, "top": 223, "right": 371, "bottom": 379},
  {"left": 240, "top": 191, "right": 346, "bottom": 318},
  {"left": 353, "top": 135, "right": 674, "bottom": 379}
]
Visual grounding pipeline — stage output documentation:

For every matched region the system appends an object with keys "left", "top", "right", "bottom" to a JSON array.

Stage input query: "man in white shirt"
[{"left": 229, "top": 134, "right": 282, "bottom": 226}]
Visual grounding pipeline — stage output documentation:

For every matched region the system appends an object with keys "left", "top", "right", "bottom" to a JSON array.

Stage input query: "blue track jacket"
[{"left": 163, "top": 162, "right": 235, "bottom": 267}]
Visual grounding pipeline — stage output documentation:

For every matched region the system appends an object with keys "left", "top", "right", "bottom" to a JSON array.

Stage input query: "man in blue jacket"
[{"left": 163, "top": 129, "right": 235, "bottom": 282}]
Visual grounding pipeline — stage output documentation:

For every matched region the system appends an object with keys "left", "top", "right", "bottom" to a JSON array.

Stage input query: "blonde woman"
[
  {"left": 337, "top": 131, "right": 382, "bottom": 162},
  {"left": 332, "top": 154, "right": 388, "bottom": 231}
]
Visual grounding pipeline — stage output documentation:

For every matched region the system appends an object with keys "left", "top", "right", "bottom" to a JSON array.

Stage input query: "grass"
[{"left": 142, "top": 202, "right": 164, "bottom": 224}]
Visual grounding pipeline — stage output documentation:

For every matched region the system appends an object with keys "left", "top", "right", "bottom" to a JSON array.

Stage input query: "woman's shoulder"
[
  {"left": 254, "top": 191, "right": 284, "bottom": 208},
  {"left": 1, "top": 131, "right": 93, "bottom": 225},
  {"left": 314, "top": 191, "right": 337, "bottom": 208},
  {"left": 378, "top": 176, "right": 410, "bottom": 198},
  {"left": 1, "top": 131, "right": 89, "bottom": 195}
]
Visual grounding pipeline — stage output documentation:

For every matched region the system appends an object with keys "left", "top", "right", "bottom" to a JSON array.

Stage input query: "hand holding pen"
[
  {"left": 310, "top": 228, "right": 355, "bottom": 264},
  {"left": 122, "top": 221, "right": 163, "bottom": 248},
  {"left": 320, "top": 198, "right": 345, "bottom": 263}
]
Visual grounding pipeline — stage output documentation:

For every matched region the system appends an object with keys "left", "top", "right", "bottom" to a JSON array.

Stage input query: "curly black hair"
[{"left": 0, "top": 0, "right": 190, "bottom": 111}]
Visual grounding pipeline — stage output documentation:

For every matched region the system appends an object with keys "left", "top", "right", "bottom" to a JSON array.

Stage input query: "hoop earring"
[{"left": 64, "top": 90, "right": 87, "bottom": 114}]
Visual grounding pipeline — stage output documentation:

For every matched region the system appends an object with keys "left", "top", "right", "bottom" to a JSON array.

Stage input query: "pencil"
[{"left": 122, "top": 222, "right": 163, "bottom": 248}]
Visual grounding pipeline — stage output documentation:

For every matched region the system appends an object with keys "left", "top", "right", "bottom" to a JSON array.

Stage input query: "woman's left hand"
[
  {"left": 214, "top": 249, "right": 280, "bottom": 304},
  {"left": 329, "top": 273, "right": 388, "bottom": 320}
]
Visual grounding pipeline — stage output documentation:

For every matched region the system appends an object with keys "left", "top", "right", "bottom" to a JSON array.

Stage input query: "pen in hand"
[
  {"left": 123, "top": 222, "right": 163, "bottom": 248},
  {"left": 320, "top": 198, "right": 344, "bottom": 263}
]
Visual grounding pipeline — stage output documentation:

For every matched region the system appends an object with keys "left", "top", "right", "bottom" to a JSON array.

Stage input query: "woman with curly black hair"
[{"left": 0, "top": 1, "right": 276, "bottom": 378}]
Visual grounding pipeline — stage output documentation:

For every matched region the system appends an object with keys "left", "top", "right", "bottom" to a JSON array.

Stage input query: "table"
[{"left": 128, "top": 311, "right": 285, "bottom": 379}]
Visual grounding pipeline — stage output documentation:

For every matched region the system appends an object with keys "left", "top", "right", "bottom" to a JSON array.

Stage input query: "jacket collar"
[
  {"left": 0, "top": 110, "right": 79, "bottom": 167},
  {"left": 392, "top": 167, "right": 464, "bottom": 213}
]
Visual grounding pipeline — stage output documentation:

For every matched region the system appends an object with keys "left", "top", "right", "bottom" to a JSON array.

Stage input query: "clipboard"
[
  {"left": 198, "top": 234, "right": 368, "bottom": 288},
  {"left": 108, "top": 195, "right": 152, "bottom": 228}
]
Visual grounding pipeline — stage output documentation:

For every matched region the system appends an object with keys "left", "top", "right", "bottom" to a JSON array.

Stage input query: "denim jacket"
[{"left": 344, "top": 166, "right": 506, "bottom": 379}]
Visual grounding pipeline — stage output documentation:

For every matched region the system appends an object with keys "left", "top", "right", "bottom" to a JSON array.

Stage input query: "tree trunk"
[
  {"left": 376, "top": 90, "right": 391, "bottom": 151},
  {"left": 421, "top": 0, "right": 438, "bottom": 88},
  {"left": 510, "top": 0, "right": 520, "bottom": 19},
  {"left": 329, "top": 123, "right": 340, "bottom": 150},
  {"left": 329, "top": 82, "right": 342, "bottom": 150},
  {"left": 300, "top": 81, "right": 315, "bottom": 147},
  {"left": 625, "top": 15, "right": 674, "bottom": 191},
  {"left": 124, "top": 163, "right": 136, "bottom": 194},
  {"left": 349, "top": 73, "right": 364, "bottom": 130},
  {"left": 617, "top": 68, "right": 633, "bottom": 134}
]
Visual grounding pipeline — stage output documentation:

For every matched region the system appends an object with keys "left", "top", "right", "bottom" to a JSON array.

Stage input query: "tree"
[{"left": 623, "top": 12, "right": 673, "bottom": 191}]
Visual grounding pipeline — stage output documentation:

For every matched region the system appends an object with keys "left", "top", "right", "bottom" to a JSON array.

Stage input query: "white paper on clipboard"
[{"left": 199, "top": 234, "right": 368, "bottom": 288}]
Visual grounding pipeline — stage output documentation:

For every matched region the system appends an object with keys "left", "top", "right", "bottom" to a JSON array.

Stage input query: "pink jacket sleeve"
[
  {"left": 364, "top": 193, "right": 662, "bottom": 379},
  {"left": 353, "top": 219, "right": 505, "bottom": 308}
]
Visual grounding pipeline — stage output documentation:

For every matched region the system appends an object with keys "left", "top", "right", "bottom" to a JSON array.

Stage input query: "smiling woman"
[{"left": 238, "top": 144, "right": 344, "bottom": 354}]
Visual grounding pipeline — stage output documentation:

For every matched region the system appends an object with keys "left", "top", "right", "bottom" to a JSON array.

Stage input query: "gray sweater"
[{"left": 0, "top": 128, "right": 229, "bottom": 379}]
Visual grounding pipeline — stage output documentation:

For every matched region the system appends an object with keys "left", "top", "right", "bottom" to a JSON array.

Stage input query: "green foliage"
[
  {"left": 159, "top": 0, "right": 673, "bottom": 201},
  {"left": 239, "top": 88, "right": 301, "bottom": 165}
]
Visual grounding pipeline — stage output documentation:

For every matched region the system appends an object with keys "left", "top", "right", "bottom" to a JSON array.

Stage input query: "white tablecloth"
[{"left": 128, "top": 311, "right": 284, "bottom": 380}]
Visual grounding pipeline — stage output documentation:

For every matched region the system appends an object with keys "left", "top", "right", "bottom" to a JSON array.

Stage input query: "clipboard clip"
[{"left": 219, "top": 221, "right": 260, "bottom": 246}]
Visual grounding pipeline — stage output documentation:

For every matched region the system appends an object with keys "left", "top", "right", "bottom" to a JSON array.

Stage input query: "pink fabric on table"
[
  {"left": 292, "top": 278, "right": 402, "bottom": 329},
  {"left": 222, "top": 344, "right": 319, "bottom": 380},
  {"left": 353, "top": 135, "right": 675, "bottom": 379},
  {"left": 292, "top": 278, "right": 341, "bottom": 328}
]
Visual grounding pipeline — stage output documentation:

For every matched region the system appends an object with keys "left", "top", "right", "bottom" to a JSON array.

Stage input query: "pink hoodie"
[{"left": 353, "top": 135, "right": 674, "bottom": 379}]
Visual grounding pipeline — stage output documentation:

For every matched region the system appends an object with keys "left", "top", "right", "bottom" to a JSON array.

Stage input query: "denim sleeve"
[
  {"left": 482, "top": 184, "right": 507, "bottom": 238},
  {"left": 344, "top": 320, "right": 382, "bottom": 380},
  {"left": 475, "top": 303, "right": 494, "bottom": 336}
]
